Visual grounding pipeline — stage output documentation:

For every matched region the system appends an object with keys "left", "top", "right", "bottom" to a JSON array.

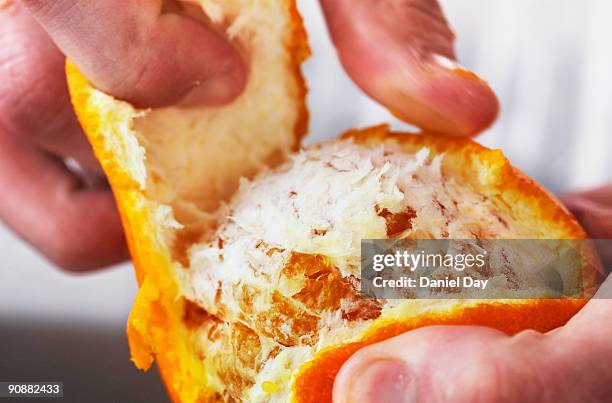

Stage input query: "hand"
[
  {"left": 0, "top": 0, "right": 530, "bottom": 271},
  {"left": 320, "top": 0, "right": 499, "bottom": 136},
  {"left": 0, "top": 0, "right": 247, "bottom": 271},
  {"left": 563, "top": 186, "right": 612, "bottom": 267},
  {"left": 333, "top": 186, "right": 612, "bottom": 403}
]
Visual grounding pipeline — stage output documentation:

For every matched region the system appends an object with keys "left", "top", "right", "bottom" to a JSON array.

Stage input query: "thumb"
[
  {"left": 333, "top": 296, "right": 612, "bottom": 403},
  {"left": 20, "top": 0, "right": 247, "bottom": 108},
  {"left": 321, "top": 0, "right": 499, "bottom": 137},
  {"left": 333, "top": 326, "right": 511, "bottom": 403}
]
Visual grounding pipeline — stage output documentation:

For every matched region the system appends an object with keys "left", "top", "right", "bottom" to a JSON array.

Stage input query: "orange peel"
[{"left": 66, "top": 1, "right": 601, "bottom": 402}]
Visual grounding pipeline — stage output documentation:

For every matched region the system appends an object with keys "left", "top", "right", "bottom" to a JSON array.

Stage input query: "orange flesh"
[{"left": 293, "top": 299, "right": 586, "bottom": 403}]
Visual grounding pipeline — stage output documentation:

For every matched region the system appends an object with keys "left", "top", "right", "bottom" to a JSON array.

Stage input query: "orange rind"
[{"left": 66, "top": 1, "right": 600, "bottom": 402}]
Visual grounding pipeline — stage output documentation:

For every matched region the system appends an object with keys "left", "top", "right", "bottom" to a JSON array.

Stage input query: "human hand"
[
  {"left": 333, "top": 186, "right": 612, "bottom": 403},
  {"left": 0, "top": 0, "right": 515, "bottom": 271},
  {"left": 563, "top": 186, "right": 612, "bottom": 267},
  {"left": 324, "top": 4, "right": 606, "bottom": 398},
  {"left": 0, "top": 0, "right": 246, "bottom": 270},
  {"left": 320, "top": 0, "right": 499, "bottom": 137}
]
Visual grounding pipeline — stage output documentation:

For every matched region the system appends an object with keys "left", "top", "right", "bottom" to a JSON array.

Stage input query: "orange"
[{"left": 66, "top": 1, "right": 601, "bottom": 402}]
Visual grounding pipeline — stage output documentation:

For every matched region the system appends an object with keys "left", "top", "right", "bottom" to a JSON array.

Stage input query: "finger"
[
  {"left": 1, "top": 2, "right": 99, "bottom": 171},
  {"left": 569, "top": 185, "right": 612, "bottom": 206},
  {"left": 334, "top": 322, "right": 612, "bottom": 403},
  {"left": 19, "top": 0, "right": 247, "bottom": 107},
  {"left": 320, "top": 0, "right": 499, "bottom": 137},
  {"left": 561, "top": 185, "right": 612, "bottom": 237},
  {"left": 333, "top": 326, "right": 509, "bottom": 403},
  {"left": 335, "top": 189, "right": 612, "bottom": 402},
  {"left": 548, "top": 274, "right": 612, "bottom": 400},
  {"left": 0, "top": 126, "right": 128, "bottom": 271},
  {"left": 561, "top": 186, "right": 612, "bottom": 266}
]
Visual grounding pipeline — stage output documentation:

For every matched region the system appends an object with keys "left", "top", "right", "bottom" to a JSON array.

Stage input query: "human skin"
[
  {"left": 1, "top": 0, "right": 499, "bottom": 271},
  {"left": 2, "top": 0, "right": 611, "bottom": 400},
  {"left": 319, "top": 0, "right": 499, "bottom": 137},
  {"left": 331, "top": 190, "right": 612, "bottom": 403},
  {"left": 1, "top": 0, "right": 247, "bottom": 270}
]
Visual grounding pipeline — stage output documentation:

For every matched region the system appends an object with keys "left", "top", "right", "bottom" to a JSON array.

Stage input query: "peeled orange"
[{"left": 66, "top": 1, "right": 601, "bottom": 402}]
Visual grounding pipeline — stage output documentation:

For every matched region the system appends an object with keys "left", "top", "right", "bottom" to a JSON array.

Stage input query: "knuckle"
[{"left": 0, "top": 49, "right": 75, "bottom": 142}]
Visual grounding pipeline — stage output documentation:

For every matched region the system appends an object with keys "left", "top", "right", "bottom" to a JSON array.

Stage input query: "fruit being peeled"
[
  {"left": 66, "top": 1, "right": 601, "bottom": 402},
  {"left": 172, "top": 124, "right": 600, "bottom": 402}
]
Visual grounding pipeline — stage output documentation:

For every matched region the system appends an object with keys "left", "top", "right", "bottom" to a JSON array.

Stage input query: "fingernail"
[
  {"left": 432, "top": 54, "right": 460, "bottom": 70},
  {"left": 432, "top": 54, "right": 479, "bottom": 80},
  {"left": 346, "top": 359, "right": 415, "bottom": 403}
]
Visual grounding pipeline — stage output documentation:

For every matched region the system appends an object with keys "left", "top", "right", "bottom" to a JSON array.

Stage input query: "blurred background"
[{"left": 2, "top": 1, "right": 611, "bottom": 402}]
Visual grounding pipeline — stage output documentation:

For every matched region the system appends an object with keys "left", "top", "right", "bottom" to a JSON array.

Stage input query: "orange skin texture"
[{"left": 66, "top": 11, "right": 599, "bottom": 403}]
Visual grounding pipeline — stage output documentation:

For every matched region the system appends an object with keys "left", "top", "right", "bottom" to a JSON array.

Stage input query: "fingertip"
[
  {"left": 322, "top": 0, "right": 498, "bottom": 137},
  {"left": 36, "top": 0, "right": 249, "bottom": 109},
  {"left": 105, "top": 18, "right": 249, "bottom": 109},
  {"left": 134, "top": 13, "right": 249, "bottom": 108},
  {"left": 373, "top": 58, "right": 500, "bottom": 137},
  {"left": 425, "top": 59, "right": 500, "bottom": 136}
]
